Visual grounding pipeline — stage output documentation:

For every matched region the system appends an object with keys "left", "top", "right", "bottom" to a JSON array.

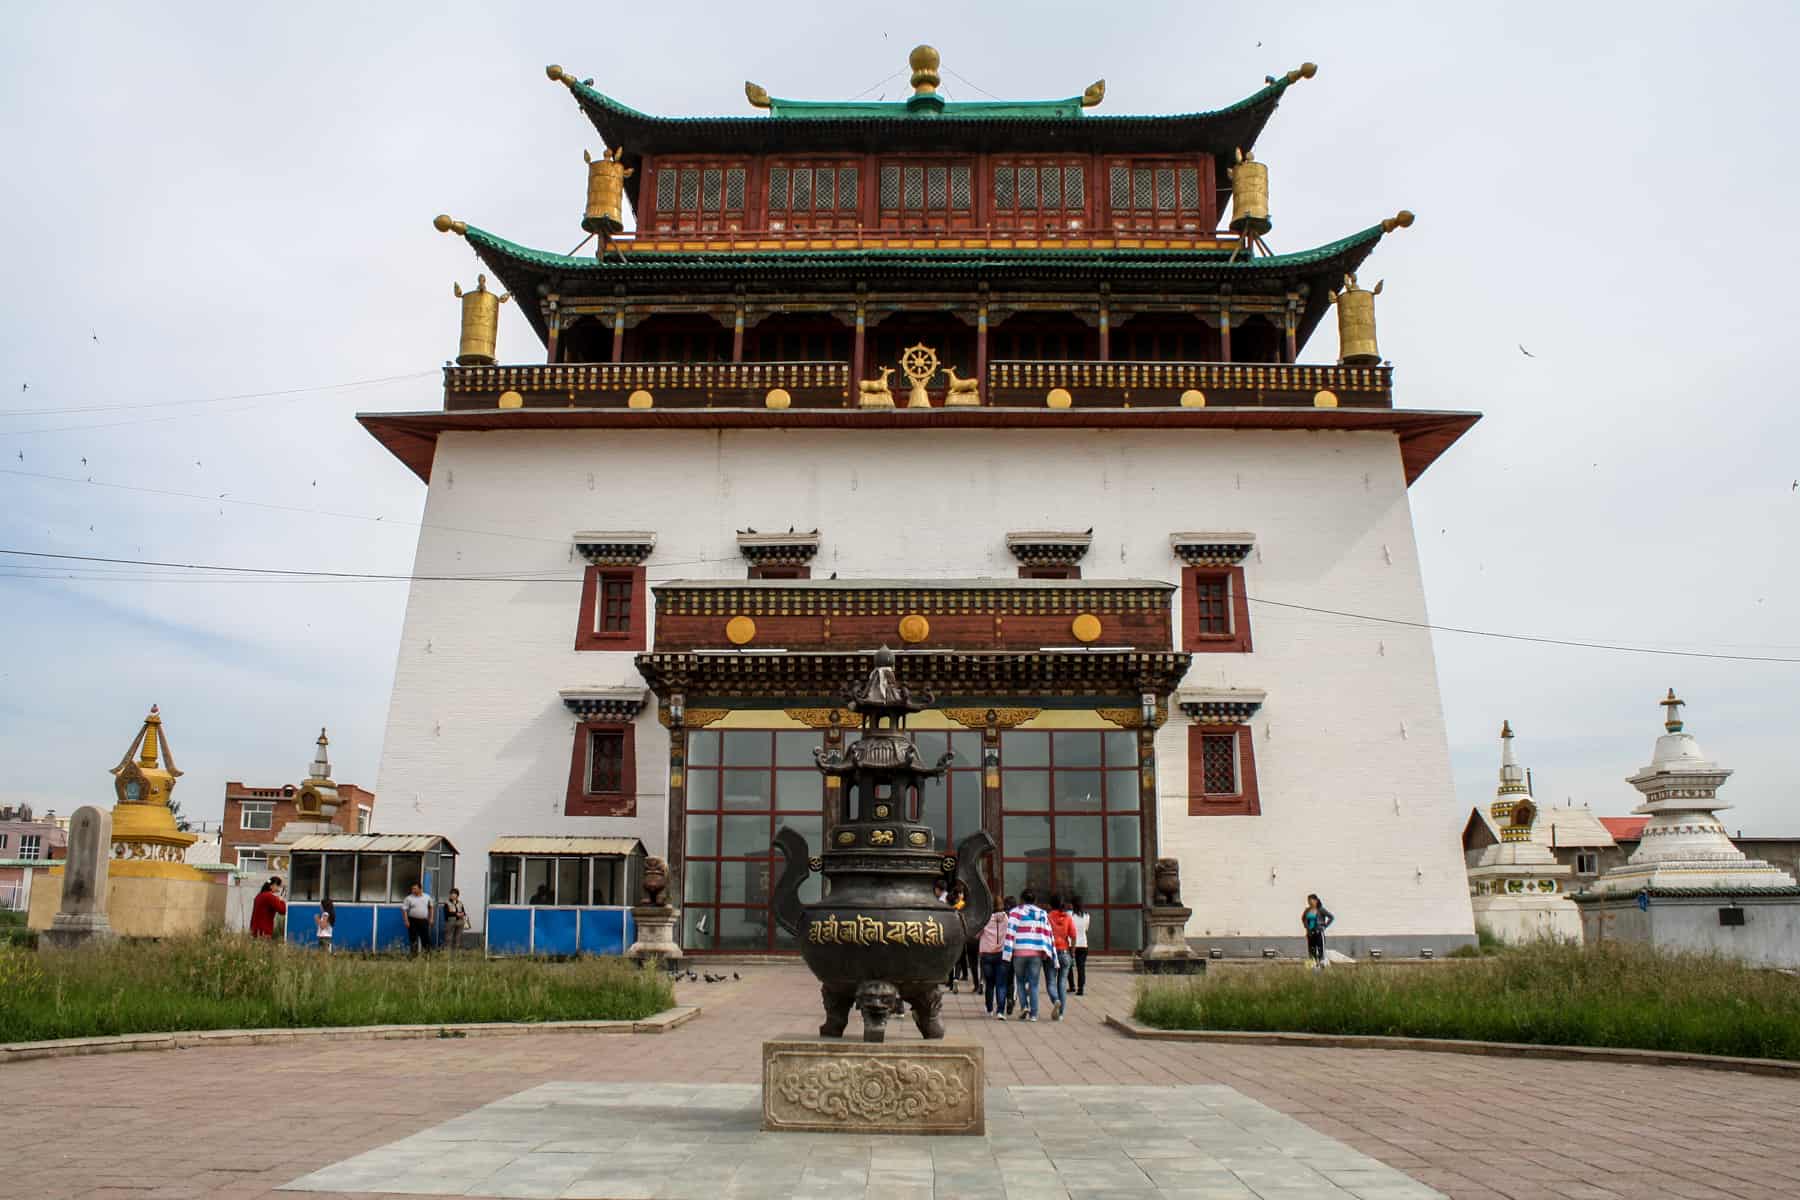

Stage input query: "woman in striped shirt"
[{"left": 1000, "top": 888, "right": 1054, "bottom": 1022}]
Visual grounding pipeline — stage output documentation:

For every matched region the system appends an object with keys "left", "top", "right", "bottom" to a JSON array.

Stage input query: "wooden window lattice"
[
  {"left": 600, "top": 576, "right": 633, "bottom": 633},
  {"left": 587, "top": 731, "right": 625, "bottom": 794},
  {"left": 1200, "top": 733, "right": 1237, "bottom": 795},
  {"left": 1194, "top": 579, "right": 1229, "bottom": 635}
]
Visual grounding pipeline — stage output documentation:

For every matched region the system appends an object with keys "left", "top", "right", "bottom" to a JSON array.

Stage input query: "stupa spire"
[
  {"left": 1661, "top": 687, "right": 1685, "bottom": 733},
  {"left": 308, "top": 727, "right": 334, "bottom": 784}
]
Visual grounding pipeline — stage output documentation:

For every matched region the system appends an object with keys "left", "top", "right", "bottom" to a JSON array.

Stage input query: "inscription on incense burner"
[{"left": 806, "top": 914, "right": 947, "bottom": 946}]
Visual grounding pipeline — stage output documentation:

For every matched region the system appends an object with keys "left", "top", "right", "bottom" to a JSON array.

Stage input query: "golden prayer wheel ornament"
[
  {"left": 582, "top": 147, "right": 634, "bottom": 236},
  {"left": 1227, "top": 148, "right": 1271, "bottom": 237},
  {"left": 452, "top": 274, "right": 509, "bottom": 366},
  {"left": 1330, "top": 272, "right": 1384, "bottom": 366}
]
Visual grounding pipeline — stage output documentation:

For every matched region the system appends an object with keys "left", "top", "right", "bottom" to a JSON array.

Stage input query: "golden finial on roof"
[
  {"left": 909, "top": 44, "right": 941, "bottom": 95},
  {"left": 1286, "top": 62, "right": 1318, "bottom": 84},
  {"left": 745, "top": 80, "right": 771, "bottom": 109},
  {"left": 1501, "top": 719, "right": 1513, "bottom": 739},
  {"left": 1381, "top": 209, "right": 1416, "bottom": 233},
  {"left": 1081, "top": 79, "right": 1106, "bottom": 108},
  {"left": 433, "top": 214, "right": 468, "bottom": 236},
  {"left": 546, "top": 63, "right": 576, "bottom": 89},
  {"left": 1661, "top": 688, "right": 1685, "bottom": 733}
]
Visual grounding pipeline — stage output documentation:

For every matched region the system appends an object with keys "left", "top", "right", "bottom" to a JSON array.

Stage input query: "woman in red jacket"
[{"left": 249, "top": 878, "right": 287, "bottom": 939}]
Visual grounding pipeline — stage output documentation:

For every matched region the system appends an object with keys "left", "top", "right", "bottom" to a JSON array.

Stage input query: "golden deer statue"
[
  {"left": 858, "top": 366, "right": 896, "bottom": 408},
  {"left": 941, "top": 366, "right": 981, "bottom": 406}
]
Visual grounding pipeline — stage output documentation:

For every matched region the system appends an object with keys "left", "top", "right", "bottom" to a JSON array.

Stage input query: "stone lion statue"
[
  {"left": 641, "top": 857, "right": 670, "bottom": 907},
  {"left": 1152, "top": 858, "right": 1182, "bottom": 906}
]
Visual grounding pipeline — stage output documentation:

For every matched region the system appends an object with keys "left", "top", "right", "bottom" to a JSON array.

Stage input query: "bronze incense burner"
[{"left": 771, "top": 649, "right": 995, "bottom": 1042}]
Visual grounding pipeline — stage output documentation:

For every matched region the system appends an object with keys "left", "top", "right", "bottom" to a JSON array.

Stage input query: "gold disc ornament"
[
  {"left": 725, "top": 615, "right": 757, "bottom": 645},
  {"left": 897, "top": 613, "right": 931, "bottom": 643}
]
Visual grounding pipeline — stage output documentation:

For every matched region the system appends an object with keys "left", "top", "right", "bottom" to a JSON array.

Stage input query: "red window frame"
[
  {"left": 990, "top": 157, "right": 1089, "bottom": 233},
  {"left": 765, "top": 158, "right": 861, "bottom": 231},
  {"left": 876, "top": 157, "right": 976, "bottom": 232},
  {"left": 576, "top": 565, "right": 647, "bottom": 651},
  {"left": 1181, "top": 565, "right": 1252, "bottom": 653},
  {"left": 1187, "top": 724, "right": 1259, "bottom": 816},
  {"left": 1102, "top": 156, "right": 1212, "bottom": 233},
  {"left": 650, "top": 158, "right": 750, "bottom": 234},
  {"left": 566, "top": 721, "right": 637, "bottom": 817}
]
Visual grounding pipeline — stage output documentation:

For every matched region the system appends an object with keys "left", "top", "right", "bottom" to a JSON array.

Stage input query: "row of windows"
[
  {"left": 2, "top": 833, "right": 42, "bottom": 859},
  {"left": 646, "top": 157, "right": 1211, "bottom": 229}
]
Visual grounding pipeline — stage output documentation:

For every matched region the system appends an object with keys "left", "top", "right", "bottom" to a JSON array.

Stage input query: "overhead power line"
[
  {"left": 3, "top": 548, "right": 1795, "bottom": 664},
  {"left": 2, "top": 370, "right": 437, "bottom": 435}
]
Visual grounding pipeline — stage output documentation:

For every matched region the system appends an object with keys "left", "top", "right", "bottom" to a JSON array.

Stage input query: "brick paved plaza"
[{"left": 4, "top": 962, "right": 1798, "bottom": 1199}]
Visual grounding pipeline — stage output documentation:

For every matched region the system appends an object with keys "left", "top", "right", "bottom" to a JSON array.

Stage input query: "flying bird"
[{"left": 1518, "top": 344, "right": 1535, "bottom": 358}]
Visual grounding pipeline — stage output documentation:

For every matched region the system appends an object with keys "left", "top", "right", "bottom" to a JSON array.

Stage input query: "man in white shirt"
[{"left": 402, "top": 883, "right": 434, "bottom": 954}]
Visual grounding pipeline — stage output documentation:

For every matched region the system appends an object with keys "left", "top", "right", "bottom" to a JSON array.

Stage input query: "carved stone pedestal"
[
  {"left": 626, "top": 905, "right": 682, "bottom": 963},
  {"left": 762, "top": 1037, "right": 984, "bottom": 1135},
  {"left": 1136, "top": 905, "right": 1205, "bottom": 974}
]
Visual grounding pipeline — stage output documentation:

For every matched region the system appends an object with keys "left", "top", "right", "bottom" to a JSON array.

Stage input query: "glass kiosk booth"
[
  {"left": 284, "top": 834, "right": 458, "bottom": 951},
  {"left": 484, "top": 836, "right": 646, "bottom": 957}
]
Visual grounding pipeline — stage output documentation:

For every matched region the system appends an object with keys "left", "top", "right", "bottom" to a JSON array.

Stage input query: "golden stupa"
[{"left": 108, "top": 705, "right": 206, "bottom": 880}]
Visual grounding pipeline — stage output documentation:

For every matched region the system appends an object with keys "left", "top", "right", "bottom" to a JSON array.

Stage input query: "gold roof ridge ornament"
[
  {"left": 909, "top": 44, "right": 941, "bottom": 95},
  {"left": 745, "top": 80, "right": 772, "bottom": 109},
  {"left": 1081, "top": 79, "right": 1106, "bottom": 108},
  {"left": 432, "top": 213, "right": 469, "bottom": 237},
  {"left": 451, "top": 273, "right": 509, "bottom": 366},
  {"left": 1382, "top": 209, "right": 1416, "bottom": 233}
]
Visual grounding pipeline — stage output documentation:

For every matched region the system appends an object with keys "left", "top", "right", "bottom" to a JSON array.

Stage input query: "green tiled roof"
[
  {"left": 461, "top": 222, "right": 1385, "bottom": 276},
  {"left": 559, "top": 73, "right": 1297, "bottom": 162},
  {"left": 451, "top": 222, "right": 1390, "bottom": 349}
]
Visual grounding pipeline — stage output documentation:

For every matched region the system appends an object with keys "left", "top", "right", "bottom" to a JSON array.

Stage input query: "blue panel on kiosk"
[
  {"left": 333, "top": 904, "right": 376, "bottom": 952},
  {"left": 535, "top": 907, "right": 578, "bottom": 956},
  {"left": 374, "top": 905, "right": 411, "bottom": 952},
  {"left": 487, "top": 907, "right": 533, "bottom": 956},
  {"left": 578, "top": 907, "right": 628, "bottom": 956},
  {"left": 286, "top": 902, "right": 321, "bottom": 947}
]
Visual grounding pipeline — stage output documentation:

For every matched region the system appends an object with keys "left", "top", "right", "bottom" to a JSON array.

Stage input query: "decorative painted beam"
[
  {"left": 559, "top": 687, "right": 650, "bottom": 721},
  {"left": 572, "top": 531, "right": 657, "bottom": 565},
  {"left": 1169, "top": 532, "right": 1256, "bottom": 566},
  {"left": 1176, "top": 687, "right": 1266, "bottom": 723}
]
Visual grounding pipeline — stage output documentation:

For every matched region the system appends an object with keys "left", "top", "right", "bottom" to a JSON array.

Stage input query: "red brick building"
[{"left": 221, "top": 731, "right": 375, "bottom": 868}]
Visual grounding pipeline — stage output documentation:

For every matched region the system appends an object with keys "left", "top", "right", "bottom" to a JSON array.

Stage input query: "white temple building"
[
  {"left": 1461, "top": 722, "right": 1580, "bottom": 943},
  {"left": 1575, "top": 691, "right": 1800, "bottom": 966}
]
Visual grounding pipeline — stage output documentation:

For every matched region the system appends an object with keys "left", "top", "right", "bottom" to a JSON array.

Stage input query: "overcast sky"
[{"left": 2, "top": 2, "right": 1794, "bottom": 834}]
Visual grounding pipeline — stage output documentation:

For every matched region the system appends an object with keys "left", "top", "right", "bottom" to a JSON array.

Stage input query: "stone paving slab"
[{"left": 279, "top": 1082, "right": 1443, "bottom": 1199}]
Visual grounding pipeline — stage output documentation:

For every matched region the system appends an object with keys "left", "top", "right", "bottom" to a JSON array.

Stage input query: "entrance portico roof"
[{"left": 635, "top": 649, "right": 1191, "bottom": 706}]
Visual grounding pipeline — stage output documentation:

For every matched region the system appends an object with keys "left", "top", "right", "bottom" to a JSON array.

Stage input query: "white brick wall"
[{"left": 374, "top": 426, "right": 1474, "bottom": 941}]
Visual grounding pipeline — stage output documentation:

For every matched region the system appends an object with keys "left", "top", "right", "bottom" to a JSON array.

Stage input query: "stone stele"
[
  {"left": 42, "top": 805, "right": 117, "bottom": 950},
  {"left": 762, "top": 1037, "right": 984, "bottom": 1135}
]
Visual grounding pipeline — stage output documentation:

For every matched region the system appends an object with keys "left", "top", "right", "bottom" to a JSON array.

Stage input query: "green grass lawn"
[
  {"left": 0, "top": 933, "right": 675, "bottom": 1043},
  {"left": 1133, "top": 941, "right": 1800, "bottom": 1061}
]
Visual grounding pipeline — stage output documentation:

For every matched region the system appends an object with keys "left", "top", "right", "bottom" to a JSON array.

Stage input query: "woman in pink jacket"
[{"left": 978, "top": 895, "right": 1015, "bottom": 1019}]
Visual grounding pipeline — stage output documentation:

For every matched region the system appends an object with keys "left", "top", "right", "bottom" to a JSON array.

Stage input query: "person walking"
[
  {"left": 1302, "top": 893, "right": 1335, "bottom": 970},
  {"left": 315, "top": 895, "right": 335, "bottom": 952},
  {"left": 978, "top": 896, "right": 1012, "bottom": 1019},
  {"left": 1069, "top": 895, "right": 1092, "bottom": 996},
  {"left": 1000, "top": 888, "right": 1053, "bottom": 1022},
  {"left": 403, "top": 882, "right": 434, "bottom": 954},
  {"left": 249, "top": 877, "right": 287, "bottom": 940},
  {"left": 1047, "top": 894, "right": 1077, "bottom": 1020},
  {"left": 942, "top": 878, "right": 965, "bottom": 991},
  {"left": 443, "top": 889, "right": 468, "bottom": 952}
]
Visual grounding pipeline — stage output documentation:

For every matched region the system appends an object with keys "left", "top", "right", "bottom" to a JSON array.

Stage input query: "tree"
[{"left": 166, "top": 798, "right": 193, "bottom": 833}]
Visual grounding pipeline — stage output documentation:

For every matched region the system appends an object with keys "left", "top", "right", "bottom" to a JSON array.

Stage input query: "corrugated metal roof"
[
  {"left": 286, "top": 834, "right": 457, "bottom": 853},
  {"left": 488, "top": 836, "right": 644, "bottom": 856}
]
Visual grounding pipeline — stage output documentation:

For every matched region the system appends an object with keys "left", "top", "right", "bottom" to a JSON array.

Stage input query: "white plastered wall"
[{"left": 373, "top": 425, "right": 1474, "bottom": 941}]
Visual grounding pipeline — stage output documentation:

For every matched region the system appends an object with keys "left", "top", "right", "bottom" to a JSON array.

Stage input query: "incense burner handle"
[
  {"left": 951, "top": 829, "right": 997, "bottom": 936},
  {"left": 771, "top": 826, "right": 813, "bottom": 938}
]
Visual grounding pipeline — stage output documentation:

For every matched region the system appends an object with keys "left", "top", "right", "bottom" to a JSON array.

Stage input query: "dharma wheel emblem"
[{"left": 899, "top": 343, "right": 939, "bottom": 408}]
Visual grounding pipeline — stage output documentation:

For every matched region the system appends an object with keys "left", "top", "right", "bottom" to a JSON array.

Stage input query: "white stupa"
[
  {"left": 1585, "top": 691, "right": 1796, "bottom": 896},
  {"left": 1462, "top": 721, "right": 1580, "bottom": 942}
]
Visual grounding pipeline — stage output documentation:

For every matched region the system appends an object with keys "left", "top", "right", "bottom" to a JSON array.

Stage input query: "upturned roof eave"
[{"left": 457, "top": 223, "right": 1388, "bottom": 347}]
